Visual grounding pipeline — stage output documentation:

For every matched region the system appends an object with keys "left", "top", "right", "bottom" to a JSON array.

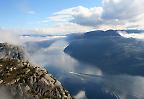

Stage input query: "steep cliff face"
[{"left": 0, "top": 43, "right": 74, "bottom": 99}]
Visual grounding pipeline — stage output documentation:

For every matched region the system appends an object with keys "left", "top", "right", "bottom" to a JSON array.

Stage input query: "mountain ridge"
[
  {"left": 0, "top": 43, "right": 74, "bottom": 99},
  {"left": 64, "top": 30, "right": 144, "bottom": 76}
]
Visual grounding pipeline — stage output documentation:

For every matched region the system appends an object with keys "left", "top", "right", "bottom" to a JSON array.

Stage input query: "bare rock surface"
[{"left": 0, "top": 43, "right": 74, "bottom": 99}]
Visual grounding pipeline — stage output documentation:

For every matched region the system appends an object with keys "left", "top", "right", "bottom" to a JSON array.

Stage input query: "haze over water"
[{"left": 23, "top": 35, "right": 144, "bottom": 99}]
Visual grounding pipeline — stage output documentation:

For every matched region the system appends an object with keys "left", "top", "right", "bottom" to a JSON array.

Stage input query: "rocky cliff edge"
[{"left": 0, "top": 43, "right": 74, "bottom": 99}]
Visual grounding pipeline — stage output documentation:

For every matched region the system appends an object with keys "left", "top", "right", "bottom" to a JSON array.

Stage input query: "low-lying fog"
[
  {"left": 1, "top": 31, "right": 144, "bottom": 99},
  {"left": 23, "top": 35, "right": 144, "bottom": 99}
]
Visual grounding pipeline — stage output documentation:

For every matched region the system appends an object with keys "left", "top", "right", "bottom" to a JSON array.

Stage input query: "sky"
[{"left": 0, "top": 0, "right": 144, "bottom": 34}]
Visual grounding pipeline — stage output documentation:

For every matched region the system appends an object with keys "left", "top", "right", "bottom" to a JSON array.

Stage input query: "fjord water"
[{"left": 24, "top": 35, "right": 144, "bottom": 99}]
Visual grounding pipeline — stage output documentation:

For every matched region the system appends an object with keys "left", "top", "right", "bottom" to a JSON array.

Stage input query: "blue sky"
[
  {"left": 0, "top": 0, "right": 144, "bottom": 34},
  {"left": 0, "top": 0, "right": 101, "bottom": 29}
]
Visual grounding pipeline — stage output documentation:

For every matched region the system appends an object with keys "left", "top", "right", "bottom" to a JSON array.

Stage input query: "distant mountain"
[
  {"left": 84, "top": 30, "right": 121, "bottom": 38},
  {"left": 64, "top": 30, "right": 144, "bottom": 76},
  {"left": 122, "top": 29, "right": 144, "bottom": 33},
  {"left": 66, "top": 29, "right": 144, "bottom": 41}
]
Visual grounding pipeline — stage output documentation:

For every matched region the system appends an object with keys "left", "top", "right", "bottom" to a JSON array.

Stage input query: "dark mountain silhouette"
[{"left": 64, "top": 30, "right": 144, "bottom": 76}]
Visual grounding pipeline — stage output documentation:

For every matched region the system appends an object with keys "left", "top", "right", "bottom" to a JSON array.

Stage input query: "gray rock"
[{"left": 0, "top": 43, "right": 74, "bottom": 99}]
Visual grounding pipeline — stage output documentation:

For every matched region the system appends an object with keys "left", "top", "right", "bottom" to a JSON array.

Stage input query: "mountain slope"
[
  {"left": 64, "top": 30, "right": 144, "bottom": 76},
  {"left": 0, "top": 43, "right": 73, "bottom": 99}
]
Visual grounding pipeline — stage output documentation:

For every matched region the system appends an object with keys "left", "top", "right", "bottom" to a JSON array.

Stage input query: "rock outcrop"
[{"left": 0, "top": 43, "right": 74, "bottom": 99}]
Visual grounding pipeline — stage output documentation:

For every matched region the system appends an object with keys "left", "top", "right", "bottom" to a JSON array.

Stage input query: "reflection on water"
[{"left": 25, "top": 38, "right": 144, "bottom": 99}]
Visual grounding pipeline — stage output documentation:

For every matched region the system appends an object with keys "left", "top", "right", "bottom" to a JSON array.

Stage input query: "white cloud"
[
  {"left": 102, "top": 0, "right": 144, "bottom": 20},
  {"left": 118, "top": 31, "right": 144, "bottom": 39},
  {"left": 27, "top": 10, "right": 36, "bottom": 15},
  {"left": 33, "top": 22, "right": 94, "bottom": 34},
  {"left": 11, "top": 0, "right": 144, "bottom": 34},
  {"left": 74, "top": 91, "right": 87, "bottom": 99},
  {"left": 48, "top": 0, "right": 144, "bottom": 30},
  {"left": 0, "top": 87, "right": 14, "bottom": 99},
  {"left": 49, "top": 6, "right": 103, "bottom": 27},
  {"left": 71, "top": 6, "right": 103, "bottom": 27},
  {"left": 0, "top": 29, "right": 21, "bottom": 45}
]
